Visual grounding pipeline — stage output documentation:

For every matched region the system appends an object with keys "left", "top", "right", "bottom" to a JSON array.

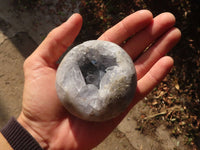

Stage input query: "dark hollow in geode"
[
  {"left": 56, "top": 40, "right": 137, "bottom": 122},
  {"left": 78, "top": 50, "right": 117, "bottom": 89}
]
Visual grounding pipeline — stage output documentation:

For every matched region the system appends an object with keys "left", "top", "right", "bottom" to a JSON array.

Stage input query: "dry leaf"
[{"left": 175, "top": 83, "right": 180, "bottom": 90}]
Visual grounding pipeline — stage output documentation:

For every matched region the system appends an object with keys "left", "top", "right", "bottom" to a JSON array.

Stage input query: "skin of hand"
[{"left": 17, "top": 10, "right": 181, "bottom": 150}]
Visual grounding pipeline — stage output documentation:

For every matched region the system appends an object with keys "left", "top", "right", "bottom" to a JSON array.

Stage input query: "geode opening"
[
  {"left": 78, "top": 50, "right": 117, "bottom": 89},
  {"left": 56, "top": 40, "right": 137, "bottom": 122}
]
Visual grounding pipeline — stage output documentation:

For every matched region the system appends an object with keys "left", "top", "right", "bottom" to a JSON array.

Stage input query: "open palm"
[{"left": 17, "top": 10, "right": 181, "bottom": 150}]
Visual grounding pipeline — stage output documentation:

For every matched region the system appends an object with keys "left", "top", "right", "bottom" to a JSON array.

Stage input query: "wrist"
[
  {"left": 17, "top": 113, "right": 49, "bottom": 149},
  {"left": 1, "top": 117, "right": 43, "bottom": 150}
]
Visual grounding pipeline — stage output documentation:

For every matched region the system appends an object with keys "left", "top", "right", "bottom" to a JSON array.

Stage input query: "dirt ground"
[{"left": 0, "top": 0, "right": 196, "bottom": 149}]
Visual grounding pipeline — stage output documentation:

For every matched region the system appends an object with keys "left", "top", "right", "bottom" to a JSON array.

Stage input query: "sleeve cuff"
[{"left": 0, "top": 117, "right": 43, "bottom": 150}]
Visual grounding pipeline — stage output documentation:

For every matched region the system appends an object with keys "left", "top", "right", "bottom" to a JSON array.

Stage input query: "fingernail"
[{"left": 67, "top": 13, "right": 80, "bottom": 21}]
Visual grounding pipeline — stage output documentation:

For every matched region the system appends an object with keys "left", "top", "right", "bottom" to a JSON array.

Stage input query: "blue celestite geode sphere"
[{"left": 56, "top": 40, "right": 137, "bottom": 122}]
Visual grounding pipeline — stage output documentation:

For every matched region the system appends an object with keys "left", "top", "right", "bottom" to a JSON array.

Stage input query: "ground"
[{"left": 0, "top": 0, "right": 199, "bottom": 149}]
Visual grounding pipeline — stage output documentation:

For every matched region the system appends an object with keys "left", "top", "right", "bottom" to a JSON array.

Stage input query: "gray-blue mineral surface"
[{"left": 56, "top": 40, "right": 137, "bottom": 122}]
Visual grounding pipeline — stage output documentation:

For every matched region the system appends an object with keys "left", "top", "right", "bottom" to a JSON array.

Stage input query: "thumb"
[{"left": 30, "top": 13, "right": 83, "bottom": 68}]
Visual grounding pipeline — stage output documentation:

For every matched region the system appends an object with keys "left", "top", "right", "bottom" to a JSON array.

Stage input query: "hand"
[{"left": 17, "top": 10, "right": 181, "bottom": 150}]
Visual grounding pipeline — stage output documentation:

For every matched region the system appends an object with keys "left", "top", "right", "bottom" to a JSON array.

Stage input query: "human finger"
[
  {"left": 31, "top": 13, "right": 83, "bottom": 67},
  {"left": 123, "top": 12, "right": 176, "bottom": 59},
  {"left": 98, "top": 10, "right": 153, "bottom": 45},
  {"left": 135, "top": 27, "right": 181, "bottom": 80},
  {"left": 110, "top": 56, "right": 174, "bottom": 125},
  {"left": 134, "top": 56, "right": 174, "bottom": 102}
]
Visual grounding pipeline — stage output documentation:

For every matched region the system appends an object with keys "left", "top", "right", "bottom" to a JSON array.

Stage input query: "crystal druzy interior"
[{"left": 78, "top": 50, "right": 117, "bottom": 88}]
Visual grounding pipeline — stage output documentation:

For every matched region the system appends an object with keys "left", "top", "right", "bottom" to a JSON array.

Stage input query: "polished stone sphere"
[{"left": 56, "top": 40, "right": 137, "bottom": 122}]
